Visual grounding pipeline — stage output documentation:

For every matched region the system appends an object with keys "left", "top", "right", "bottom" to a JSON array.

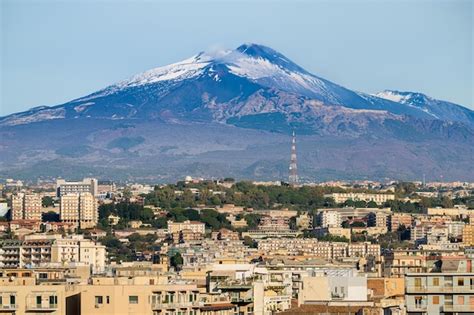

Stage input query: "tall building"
[
  {"left": 318, "top": 210, "right": 342, "bottom": 228},
  {"left": 288, "top": 131, "right": 298, "bottom": 185},
  {"left": 60, "top": 193, "right": 98, "bottom": 229},
  {"left": 463, "top": 225, "right": 474, "bottom": 246},
  {"left": 10, "top": 193, "right": 42, "bottom": 221},
  {"left": 56, "top": 178, "right": 98, "bottom": 197}
]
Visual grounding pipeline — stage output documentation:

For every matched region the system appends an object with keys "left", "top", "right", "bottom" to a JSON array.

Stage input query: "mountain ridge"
[{"left": 1, "top": 43, "right": 473, "bottom": 181}]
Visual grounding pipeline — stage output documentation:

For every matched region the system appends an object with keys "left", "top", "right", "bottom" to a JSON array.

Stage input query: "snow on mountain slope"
[
  {"left": 1, "top": 44, "right": 473, "bottom": 127},
  {"left": 375, "top": 90, "right": 474, "bottom": 126}
]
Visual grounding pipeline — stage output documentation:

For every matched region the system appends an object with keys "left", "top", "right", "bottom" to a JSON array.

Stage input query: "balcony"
[
  {"left": 26, "top": 293, "right": 58, "bottom": 312},
  {"left": 26, "top": 303, "right": 58, "bottom": 311},
  {"left": 443, "top": 305, "right": 474, "bottom": 312},
  {"left": 406, "top": 304, "right": 427, "bottom": 312},
  {"left": 0, "top": 304, "right": 19, "bottom": 311},
  {"left": 230, "top": 297, "right": 253, "bottom": 303},
  {"left": 151, "top": 302, "right": 201, "bottom": 310},
  {"left": 406, "top": 286, "right": 474, "bottom": 293}
]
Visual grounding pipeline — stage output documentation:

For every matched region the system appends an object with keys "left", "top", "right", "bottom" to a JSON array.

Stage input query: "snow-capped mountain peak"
[{"left": 1, "top": 44, "right": 473, "bottom": 127}]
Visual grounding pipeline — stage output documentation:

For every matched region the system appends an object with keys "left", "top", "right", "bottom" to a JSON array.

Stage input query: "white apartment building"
[
  {"left": 324, "top": 192, "right": 395, "bottom": 205},
  {"left": 10, "top": 193, "right": 42, "bottom": 221},
  {"left": 0, "top": 235, "right": 106, "bottom": 273},
  {"left": 319, "top": 210, "right": 342, "bottom": 228},
  {"left": 56, "top": 178, "right": 98, "bottom": 197},
  {"left": 60, "top": 193, "right": 98, "bottom": 229},
  {"left": 257, "top": 239, "right": 380, "bottom": 260}
]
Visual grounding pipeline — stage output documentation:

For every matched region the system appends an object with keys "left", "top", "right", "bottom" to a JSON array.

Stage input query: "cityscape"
[{"left": 1, "top": 1, "right": 473, "bottom": 315}]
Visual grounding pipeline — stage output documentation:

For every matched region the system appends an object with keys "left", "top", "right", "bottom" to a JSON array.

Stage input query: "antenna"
[{"left": 289, "top": 130, "right": 298, "bottom": 185}]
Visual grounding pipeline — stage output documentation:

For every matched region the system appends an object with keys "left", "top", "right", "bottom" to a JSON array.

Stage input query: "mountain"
[
  {"left": 1, "top": 43, "right": 473, "bottom": 181},
  {"left": 374, "top": 90, "right": 474, "bottom": 125}
]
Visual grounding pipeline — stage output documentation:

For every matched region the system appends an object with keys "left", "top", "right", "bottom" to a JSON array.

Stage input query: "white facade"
[
  {"left": 319, "top": 210, "right": 342, "bottom": 228},
  {"left": 56, "top": 178, "right": 98, "bottom": 197}
]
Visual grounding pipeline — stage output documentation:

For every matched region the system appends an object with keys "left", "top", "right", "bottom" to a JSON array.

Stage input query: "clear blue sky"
[{"left": 1, "top": 0, "right": 472, "bottom": 116}]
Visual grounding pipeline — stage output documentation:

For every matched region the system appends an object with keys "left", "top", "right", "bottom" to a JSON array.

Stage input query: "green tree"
[
  {"left": 170, "top": 252, "right": 184, "bottom": 271},
  {"left": 42, "top": 196, "right": 55, "bottom": 207}
]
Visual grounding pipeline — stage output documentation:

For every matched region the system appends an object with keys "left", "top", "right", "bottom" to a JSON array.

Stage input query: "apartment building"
[
  {"left": 324, "top": 192, "right": 395, "bottom": 205},
  {"left": 390, "top": 213, "right": 413, "bottom": 231},
  {"left": 257, "top": 239, "right": 380, "bottom": 260},
  {"left": 56, "top": 178, "right": 98, "bottom": 197},
  {"left": 258, "top": 215, "right": 291, "bottom": 231},
  {"left": 167, "top": 220, "right": 206, "bottom": 234},
  {"left": 405, "top": 272, "right": 474, "bottom": 314},
  {"left": 60, "top": 192, "right": 98, "bottom": 229},
  {"left": 0, "top": 270, "right": 235, "bottom": 315},
  {"left": 298, "top": 274, "right": 372, "bottom": 306},
  {"left": 10, "top": 193, "right": 42, "bottom": 221},
  {"left": 318, "top": 210, "right": 342, "bottom": 228},
  {"left": 447, "top": 221, "right": 465, "bottom": 239},
  {"left": 427, "top": 206, "right": 470, "bottom": 217},
  {"left": 367, "top": 211, "right": 390, "bottom": 228},
  {"left": 318, "top": 207, "right": 391, "bottom": 222},
  {"left": 0, "top": 235, "right": 105, "bottom": 273},
  {"left": 463, "top": 225, "right": 474, "bottom": 246}
]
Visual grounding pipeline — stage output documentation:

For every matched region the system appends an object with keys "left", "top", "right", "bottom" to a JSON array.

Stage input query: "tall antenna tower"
[{"left": 289, "top": 130, "right": 298, "bottom": 185}]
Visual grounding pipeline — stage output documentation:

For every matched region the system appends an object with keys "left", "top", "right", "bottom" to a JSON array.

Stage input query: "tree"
[
  {"left": 441, "top": 196, "right": 454, "bottom": 208},
  {"left": 243, "top": 236, "right": 257, "bottom": 248},
  {"left": 170, "top": 252, "right": 184, "bottom": 271},
  {"left": 244, "top": 213, "right": 262, "bottom": 229},
  {"left": 42, "top": 211, "right": 60, "bottom": 222},
  {"left": 350, "top": 221, "right": 366, "bottom": 228},
  {"left": 42, "top": 196, "right": 55, "bottom": 207},
  {"left": 367, "top": 201, "right": 378, "bottom": 208}
]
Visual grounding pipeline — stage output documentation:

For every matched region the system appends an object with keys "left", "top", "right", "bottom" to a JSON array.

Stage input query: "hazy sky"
[{"left": 1, "top": 0, "right": 473, "bottom": 115}]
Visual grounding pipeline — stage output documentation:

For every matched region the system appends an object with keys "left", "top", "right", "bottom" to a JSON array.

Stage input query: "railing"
[
  {"left": 406, "top": 286, "right": 474, "bottom": 293},
  {"left": 230, "top": 297, "right": 253, "bottom": 303},
  {"left": 26, "top": 303, "right": 58, "bottom": 311},
  {"left": 0, "top": 304, "right": 19, "bottom": 310},
  {"left": 406, "top": 304, "right": 427, "bottom": 311},
  {"left": 443, "top": 305, "right": 474, "bottom": 312},
  {"left": 151, "top": 302, "right": 201, "bottom": 309}
]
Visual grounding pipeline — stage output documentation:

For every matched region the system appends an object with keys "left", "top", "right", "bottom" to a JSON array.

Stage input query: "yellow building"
[
  {"left": 60, "top": 193, "right": 98, "bottom": 229},
  {"left": 10, "top": 193, "right": 42, "bottom": 221},
  {"left": 462, "top": 225, "right": 474, "bottom": 246}
]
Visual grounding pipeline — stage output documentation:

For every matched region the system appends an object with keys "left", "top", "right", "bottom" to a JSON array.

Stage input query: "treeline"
[{"left": 145, "top": 181, "right": 343, "bottom": 211}]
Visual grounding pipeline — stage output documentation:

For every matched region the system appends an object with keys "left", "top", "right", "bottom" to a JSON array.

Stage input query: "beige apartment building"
[
  {"left": 391, "top": 213, "right": 413, "bottom": 231},
  {"left": 167, "top": 220, "right": 206, "bottom": 234},
  {"left": 60, "top": 193, "right": 98, "bottom": 229},
  {"left": 0, "top": 235, "right": 105, "bottom": 273},
  {"left": 0, "top": 269, "right": 234, "bottom": 315},
  {"left": 11, "top": 193, "right": 42, "bottom": 221}
]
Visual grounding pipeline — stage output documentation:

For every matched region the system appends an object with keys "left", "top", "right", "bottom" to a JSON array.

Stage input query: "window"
[
  {"left": 129, "top": 296, "right": 138, "bottom": 304},
  {"left": 414, "top": 278, "right": 422, "bottom": 288},
  {"left": 49, "top": 296, "right": 57, "bottom": 305},
  {"left": 433, "top": 277, "right": 439, "bottom": 286},
  {"left": 106, "top": 296, "right": 110, "bottom": 304},
  {"left": 458, "top": 278, "right": 465, "bottom": 286},
  {"left": 95, "top": 296, "right": 103, "bottom": 305},
  {"left": 433, "top": 296, "right": 439, "bottom": 305},
  {"left": 414, "top": 296, "right": 423, "bottom": 308},
  {"left": 10, "top": 295, "right": 15, "bottom": 305}
]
